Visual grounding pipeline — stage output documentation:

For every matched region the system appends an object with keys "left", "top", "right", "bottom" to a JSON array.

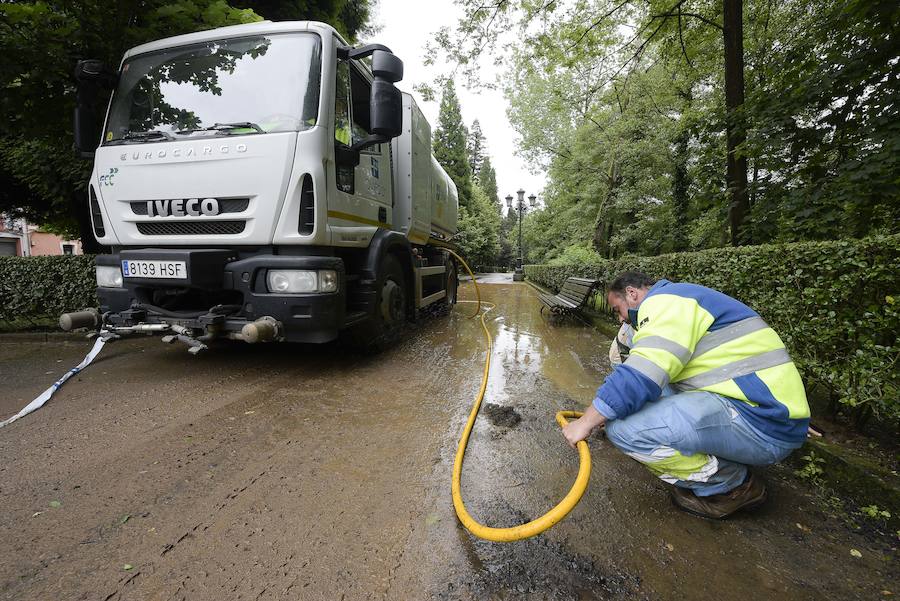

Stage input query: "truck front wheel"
[
  {"left": 379, "top": 255, "right": 407, "bottom": 328},
  {"left": 444, "top": 259, "right": 458, "bottom": 306},
  {"left": 349, "top": 253, "right": 407, "bottom": 350}
]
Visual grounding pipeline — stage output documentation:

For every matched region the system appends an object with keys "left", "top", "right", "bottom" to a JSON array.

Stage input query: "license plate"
[{"left": 121, "top": 260, "right": 187, "bottom": 279}]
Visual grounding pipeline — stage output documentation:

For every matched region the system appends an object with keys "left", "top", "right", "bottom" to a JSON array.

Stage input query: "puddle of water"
[{"left": 461, "top": 282, "right": 613, "bottom": 407}]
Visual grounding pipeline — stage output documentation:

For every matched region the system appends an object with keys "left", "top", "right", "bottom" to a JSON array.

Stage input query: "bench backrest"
[{"left": 558, "top": 277, "right": 599, "bottom": 307}]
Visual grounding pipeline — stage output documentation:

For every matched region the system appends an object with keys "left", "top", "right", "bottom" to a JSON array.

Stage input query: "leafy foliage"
[
  {"left": 231, "top": 0, "right": 374, "bottom": 41},
  {"left": 467, "top": 119, "right": 486, "bottom": 180},
  {"left": 432, "top": 81, "right": 504, "bottom": 268},
  {"left": 433, "top": 80, "right": 473, "bottom": 212},
  {"left": 427, "top": 0, "right": 899, "bottom": 261},
  {"left": 526, "top": 235, "right": 900, "bottom": 427},
  {"left": 0, "top": 255, "right": 97, "bottom": 324},
  {"left": 743, "top": 0, "right": 900, "bottom": 242},
  {"left": 455, "top": 186, "right": 502, "bottom": 268},
  {"left": 477, "top": 155, "right": 499, "bottom": 206}
]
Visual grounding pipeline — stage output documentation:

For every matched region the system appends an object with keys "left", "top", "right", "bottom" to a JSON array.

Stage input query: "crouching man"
[{"left": 563, "top": 271, "right": 810, "bottom": 519}]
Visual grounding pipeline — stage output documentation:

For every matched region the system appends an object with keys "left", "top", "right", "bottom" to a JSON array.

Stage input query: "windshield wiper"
[
  {"left": 177, "top": 122, "right": 265, "bottom": 135},
  {"left": 120, "top": 130, "right": 175, "bottom": 142}
]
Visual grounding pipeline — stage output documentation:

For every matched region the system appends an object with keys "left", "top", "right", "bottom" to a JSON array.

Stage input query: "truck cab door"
[{"left": 330, "top": 59, "right": 392, "bottom": 247}]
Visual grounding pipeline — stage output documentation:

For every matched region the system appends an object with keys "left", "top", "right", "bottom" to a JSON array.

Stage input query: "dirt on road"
[{"left": 0, "top": 279, "right": 895, "bottom": 600}]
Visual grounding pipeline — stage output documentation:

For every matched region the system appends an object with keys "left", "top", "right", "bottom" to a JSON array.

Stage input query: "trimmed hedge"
[
  {"left": 526, "top": 235, "right": 900, "bottom": 426},
  {"left": 0, "top": 255, "right": 97, "bottom": 325}
]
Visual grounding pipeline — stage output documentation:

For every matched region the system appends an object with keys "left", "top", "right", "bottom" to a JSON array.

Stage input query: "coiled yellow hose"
[{"left": 445, "top": 249, "right": 591, "bottom": 542}]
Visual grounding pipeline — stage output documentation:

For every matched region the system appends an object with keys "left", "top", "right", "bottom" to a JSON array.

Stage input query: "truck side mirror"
[
  {"left": 74, "top": 104, "right": 99, "bottom": 158},
  {"left": 73, "top": 60, "right": 119, "bottom": 158},
  {"left": 369, "top": 80, "right": 402, "bottom": 139},
  {"left": 341, "top": 46, "right": 404, "bottom": 152},
  {"left": 371, "top": 49, "right": 403, "bottom": 83},
  {"left": 369, "top": 50, "right": 403, "bottom": 139}
]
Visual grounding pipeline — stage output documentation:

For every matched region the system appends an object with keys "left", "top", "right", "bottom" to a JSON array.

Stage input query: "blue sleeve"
[{"left": 592, "top": 364, "right": 662, "bottom": 421}]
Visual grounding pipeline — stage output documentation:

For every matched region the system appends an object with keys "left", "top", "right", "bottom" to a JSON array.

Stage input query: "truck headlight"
[
  {"left": 96, "top": 265, "right": 123, "bottom": 288},
  {"left": 267, "top": 270, "right": 338, "bottom": 293}
]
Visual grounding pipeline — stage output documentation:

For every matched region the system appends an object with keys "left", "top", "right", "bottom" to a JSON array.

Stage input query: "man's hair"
[{"left": 609, "top": 271, "right": 657, "bottom": 295}]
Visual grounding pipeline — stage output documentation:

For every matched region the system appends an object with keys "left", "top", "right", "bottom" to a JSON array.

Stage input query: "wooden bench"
[{"left": 538, "top": 277, "right": 601, "bottom": 319}]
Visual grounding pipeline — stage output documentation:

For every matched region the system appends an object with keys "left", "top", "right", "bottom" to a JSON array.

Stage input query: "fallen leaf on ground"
[{"left": 850, "top": 549, "right": 862, "bottom": 558}]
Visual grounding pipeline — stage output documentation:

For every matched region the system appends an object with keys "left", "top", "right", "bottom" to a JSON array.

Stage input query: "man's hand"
[{"left": 562, "top": 404, "right": 607, "bottom": 449}]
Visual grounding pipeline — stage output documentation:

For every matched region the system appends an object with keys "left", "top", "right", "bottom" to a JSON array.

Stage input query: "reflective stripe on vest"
[
  {"left": 674, "top": 348, "right": 792, "bottom": 390},
  {"left": 631, "top": 335, "right": 693, "bottom": 365},
  {"left": 623, "top": 354, "right": 671, "bottom": 388},
  {"left": 692, "top": 316, "right": 770, "bottom": 359}
]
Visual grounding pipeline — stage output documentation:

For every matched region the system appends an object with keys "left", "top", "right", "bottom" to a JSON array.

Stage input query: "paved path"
[{"left": 0, "top": 281, "right": 894, "bottom": 600}]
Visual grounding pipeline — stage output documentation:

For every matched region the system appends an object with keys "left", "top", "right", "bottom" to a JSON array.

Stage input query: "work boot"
[{"left": 670, "top": 472, "right": 767, "bottom": 519}]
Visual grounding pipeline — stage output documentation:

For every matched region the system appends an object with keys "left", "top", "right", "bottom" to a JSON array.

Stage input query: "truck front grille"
[{"left": 136, "top": 221, "right": 246, "bottom": 236}]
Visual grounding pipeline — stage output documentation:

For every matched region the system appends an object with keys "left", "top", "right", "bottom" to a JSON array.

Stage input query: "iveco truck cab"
[{"left": 65, "top": 20, "right": 459, "bottom": 352}]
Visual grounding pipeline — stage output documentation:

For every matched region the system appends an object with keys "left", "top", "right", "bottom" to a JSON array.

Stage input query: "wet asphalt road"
[{"left": 0, "top": 276, "right": 896, "bottom": 600}]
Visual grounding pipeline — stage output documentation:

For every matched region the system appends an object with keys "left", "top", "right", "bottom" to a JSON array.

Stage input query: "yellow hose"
[{"left": 445, "top": 250, "right": 590, "bottom": 542}]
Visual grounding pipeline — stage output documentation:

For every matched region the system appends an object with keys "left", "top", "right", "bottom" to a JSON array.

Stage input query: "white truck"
[{"left": 63, "top": 21, "right": 459, "bottom": 352}]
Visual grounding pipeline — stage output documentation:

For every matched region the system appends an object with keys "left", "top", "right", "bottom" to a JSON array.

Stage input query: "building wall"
[
  {"left": 28, "top": 231, "right": 83, "bottom": 256},
  {"left": 0, "top": 216, "right": 83, "bottom": 256}
]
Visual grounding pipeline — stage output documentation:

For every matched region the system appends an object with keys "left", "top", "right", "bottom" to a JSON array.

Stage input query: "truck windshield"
[{"left": 104, "top": 33, "right": 321, "bottom": 144}]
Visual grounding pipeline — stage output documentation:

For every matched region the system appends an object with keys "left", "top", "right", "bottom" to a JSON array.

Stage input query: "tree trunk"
[
  {"left": 723, "top": 0, "right": 749, "bottom": 246},
  {"left": 592, "top": 161, "right": 620, "bottom": 258},
  {"left": 672, "top": 128, "right": 690, "bottom": 251}
]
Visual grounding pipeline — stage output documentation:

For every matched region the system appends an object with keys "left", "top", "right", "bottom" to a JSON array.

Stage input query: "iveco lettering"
[
  {"left": 146, "top": 199, "right": 220, "bottom": 218},
  {"left": 64, "top": 20, "right": 459, "bottom": 353}
]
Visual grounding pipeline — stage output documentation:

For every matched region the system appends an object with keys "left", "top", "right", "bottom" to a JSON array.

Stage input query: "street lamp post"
[{"left": 506, "top": 190, "right": 536, "bottom": 282}]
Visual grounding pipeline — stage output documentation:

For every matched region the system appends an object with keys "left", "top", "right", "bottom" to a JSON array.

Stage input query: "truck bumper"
[{"left": 96, "top": 249, "right": 346, "bottom": 343}]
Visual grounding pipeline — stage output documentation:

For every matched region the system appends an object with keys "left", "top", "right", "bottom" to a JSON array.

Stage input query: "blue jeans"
[{"left": 604, "top": 387, "right": 800, "bottom": 496}]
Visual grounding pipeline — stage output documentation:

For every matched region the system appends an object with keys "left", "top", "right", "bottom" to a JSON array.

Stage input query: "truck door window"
[
  {"left": 335, "top": 59, "right": 383, "bottom": 195},
  {"left": 348, "top": 64, "right": 374, "bottom": 148},
  {"left": 335, "top": 62, "right": 352, "bottom": 146},
  {"left": 334, "top": 62, "right": 355, "bottom": 193},
  {"left": 335, "top": 60, "right": 380, "bottom": 151}
]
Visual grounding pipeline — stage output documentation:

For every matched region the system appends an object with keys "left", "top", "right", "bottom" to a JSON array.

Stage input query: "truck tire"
[
  {"left": 444, "top": 259, "right": 458, "bottom": 306},
  {"left": 349, "top": 253, "right": 408, "bottom": 350},
  {"left": 378, "top": 254, "right": 407, "bottom": 329}
]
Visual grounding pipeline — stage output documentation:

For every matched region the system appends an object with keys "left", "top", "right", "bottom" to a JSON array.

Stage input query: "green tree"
[
  {"left": 231, "top": 0, "right": 373, "bottom": 41},
  {"left": 456, "top": 186, "right": 501, "bottom": 268},
  {"left": 467, "top": 119, "right": 486, "bottom": 179},
  {"left": 477, "top": 155, "right": 499, "bottom": 206},
  {"left": 433, "top": 80, "right": 473, "bottom": 212},
  {"left": 447, "top": 0, "right": 898, "bottom": 261},
  {"left": 743, "top": 0, "right": 900, "bottom": 242}
]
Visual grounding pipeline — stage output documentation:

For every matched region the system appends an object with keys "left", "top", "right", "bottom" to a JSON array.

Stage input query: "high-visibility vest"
[
  {"left": 335, "top": 120, "right": 351, "bottom": 146},
  {"left": 594, "top": 280, "right": 810, "bottom": 444}
]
